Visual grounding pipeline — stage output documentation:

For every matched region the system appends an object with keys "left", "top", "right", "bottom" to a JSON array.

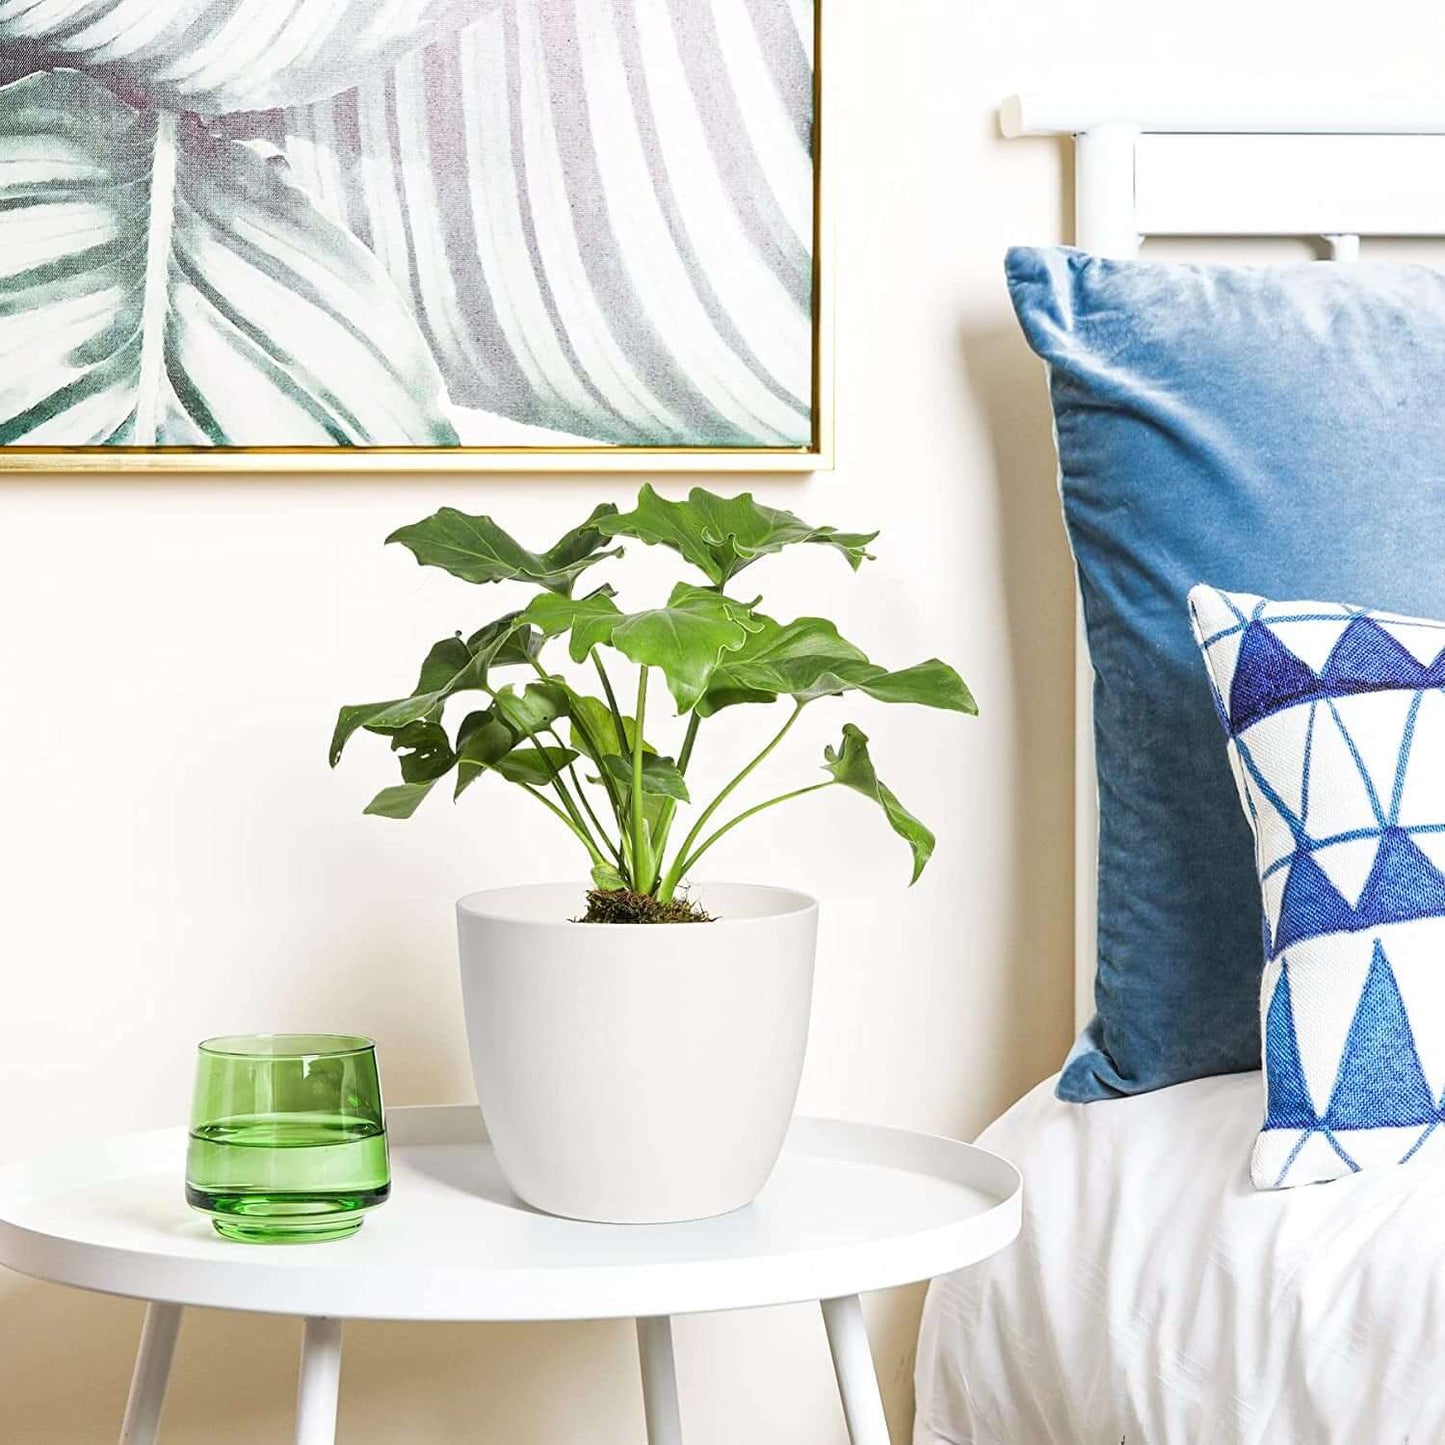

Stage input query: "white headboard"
[{"left": 999, "top": 95, "right": 1445, "bottom": 1030}]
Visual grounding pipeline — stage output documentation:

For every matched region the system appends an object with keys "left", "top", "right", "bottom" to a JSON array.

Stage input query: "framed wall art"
[{"left": 0, "top": 0, "right": 828, "bottom": 472}]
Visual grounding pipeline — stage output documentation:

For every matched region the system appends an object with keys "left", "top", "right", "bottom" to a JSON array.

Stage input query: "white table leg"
[
  {"left": 636, "top": 1316, "right": 683, "bottom": 1445},
  {"left": 295, "top": 1317, "right": 343, "bottom": 1445},
  {"left": 119, "top": 1301, "right": 183, "bottom": 1444},
  {"left": 821, "top": 1295, "right": 890, "bottom": 1445}
]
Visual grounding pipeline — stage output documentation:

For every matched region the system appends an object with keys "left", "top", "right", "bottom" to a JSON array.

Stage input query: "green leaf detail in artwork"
[
  {"left": 598, "top": 486, "right": 878, "bottom": 585},
  {"left": 521, "top": 586, "right": 624, "bottom": 662},
  {"left": 610, "top": 583, "right": 758, "bottom": 712},
  {"left": 363, "top": 779, "right": 439, "bottom": 819},
  {"left": 698, "top": 616, "right": 978, "bottom": 717},
  {"left": 0, "top": 71, "right": 457, "bottom": 448},
  {"left": 0, "top": 0, "right": 484, "bottom": 113},
  {"left": 598, "top": 753, "right": 689, "bottom": 802},
  {"left": 822, "top": 724, "right": 936, "bottom": 884},
  {"left": 388, "top": 505, "right": 623, "bottom": 594}
]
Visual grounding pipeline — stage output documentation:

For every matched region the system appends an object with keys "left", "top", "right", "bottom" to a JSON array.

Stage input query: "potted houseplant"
[{"left": 332, "top": 487, "right": 975, "bottom": 1223}]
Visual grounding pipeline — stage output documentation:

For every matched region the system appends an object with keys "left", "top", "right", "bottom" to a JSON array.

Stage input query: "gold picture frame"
[{"left": 0, "top": 1, "right": 830, "bottom": 474}]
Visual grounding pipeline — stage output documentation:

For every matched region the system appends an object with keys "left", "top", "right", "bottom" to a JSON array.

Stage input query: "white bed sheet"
[{"left": 914, "top": 1071, "right": 1445, "bottom": 1445}]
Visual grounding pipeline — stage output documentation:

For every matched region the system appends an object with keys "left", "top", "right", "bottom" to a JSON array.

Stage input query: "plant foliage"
[{"left": 333, "top": 487, "right": 977, "bottom": 905}]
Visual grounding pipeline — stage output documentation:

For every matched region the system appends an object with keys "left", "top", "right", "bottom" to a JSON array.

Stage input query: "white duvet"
[{"left": 914, "top": 1071, "right": 1445, "bottom": 1445}]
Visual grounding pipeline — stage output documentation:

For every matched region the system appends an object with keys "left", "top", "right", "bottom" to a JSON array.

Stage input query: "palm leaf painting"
[{"left": 0, "top": 0, "right": 817, "bottom": 454}]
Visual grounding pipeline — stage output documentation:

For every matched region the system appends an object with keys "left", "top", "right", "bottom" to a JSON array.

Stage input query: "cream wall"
[{"left": 5, "top": 3, "right": 1445, "bottom": 1441}]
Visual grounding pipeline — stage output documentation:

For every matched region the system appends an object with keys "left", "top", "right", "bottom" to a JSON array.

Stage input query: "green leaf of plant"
[
  {"left": 387, "top": 506, "right": 622, "bottom": 594},
  {"left": 406, "top": 634, "right": 466, "bottom": 690},
  {"left": 452, "top": 708, "right": 577, "bottom": 795},
  {"left": 330, "top": 617, "right": 537, "bottom": 767},
  {"left": 540, "top": 504, "right": 625, "bottom": 586},
  {"left": 491, "top": 682, "right": 569, "bottom": 737},
  {"left": 698, "top": 616, "right": 870, "bottom": 714},
  {"left": 464, "top": 613, "right": 544, "bottom": 668},
  {"left": 453, "top": 708, "right": 520, "bottom": 796},
  {"left": 698, "top": 617, "right": 978, "bottom": 717},
  {"left": 521, "top": 586, "right": 623, "bottom": 662},
  {"left": 822, "top": 724, "right": 936, "bottom": 884},
  {"left": 494, "top": 746, "right": 580, "bottom": 787},
  {"left": 591, "top": 861, "right": 628, "bottom": 892},
  {"left": 389, "top": 720, "right": 456, "bottom": 784},
  {"left": 561, "top": 692, "right": 649, "bottom": 762},
  {"left": 363, "top": 780, "right": 439, "bottom": 819},
  {"left": 599, "top": 754, "right": 690, "bottom": 802},
  {"left": 854, "top": 659, "right": 978, "bottom": 713},
  {"left": 329, "top": 701, "right": 407, "bottom": 766},
  {"left": 610, "top": 583, "right": 757, "bottom": 712},
  {"left": 0, "top": 70, "right": 458, "bottom": 448},
  {"left": 598, "top": 485, "right": 878, "bottom": 585}
]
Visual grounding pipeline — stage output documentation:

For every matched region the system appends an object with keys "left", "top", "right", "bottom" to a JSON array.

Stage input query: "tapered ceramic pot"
[{"left": 456, "top": 882, "right": 818, "bottom": 1224}]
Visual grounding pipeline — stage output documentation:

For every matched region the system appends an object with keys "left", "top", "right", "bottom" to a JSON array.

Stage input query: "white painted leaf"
[
  {"left": 275, "top": 0, "right": 816, "bottom": 447},
  {"left": 0, "top": 69, "right": 456, "bottom": 445},
  {"left": 0, "top": 0, "right": 483, "bottom": 113}
]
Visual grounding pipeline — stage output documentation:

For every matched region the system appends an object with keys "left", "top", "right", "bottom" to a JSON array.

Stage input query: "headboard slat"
[{"left": 1136, "top": 134, "right": 1445, "bottom": 237}]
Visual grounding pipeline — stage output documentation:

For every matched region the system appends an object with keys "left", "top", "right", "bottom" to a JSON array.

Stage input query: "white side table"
[{"left": 0, "top": 1108, "right": 1020, "bottom": 1444}]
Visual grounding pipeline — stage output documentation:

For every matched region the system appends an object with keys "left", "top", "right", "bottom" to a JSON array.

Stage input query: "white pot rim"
[{"left": 455, "top": 879, "right": 818, "bottom": 929}]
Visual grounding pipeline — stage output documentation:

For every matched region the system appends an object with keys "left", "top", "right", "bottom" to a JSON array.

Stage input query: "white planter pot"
[{"left": 456, "top": 881, "right": 818, "bottom": 1224}]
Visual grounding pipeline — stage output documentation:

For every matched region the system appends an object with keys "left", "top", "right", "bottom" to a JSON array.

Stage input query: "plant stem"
[
  {"left": 631, "top": 666, "right": 651, "bottom": 890},
  {"left": 647, "top": 713, "right": 697, "bottom": 873},
  {"left": 677, "top": 712, "right": 701, "bottom": 774},
  {"left": 517, "top": 783, "right": 605, "bottom": 864},
  {"left": 529, "top": 658, "right": 628, "bottom": 852},
  {"left": 676, "top": 781, "right": 834, "bottom": 878},
  {"left": 526, "top": 741, "right": 607, "bottom": 860},
  {"left": 593, "top": 653, "right": 626, "bottom": 741},
  {"left": 657, "top": 700, "right": 807, "bottom": 902},
  {"left": 484, "top": 674, "right": 605, "bottom": 864},
  {"left": 534, "top": 660, "right": 623, "bottom": 807},
  {"left": 562, "top": 750, "right": 622, "bottom": 865}
]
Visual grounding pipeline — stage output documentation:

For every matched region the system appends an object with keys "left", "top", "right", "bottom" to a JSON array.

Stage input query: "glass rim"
[{"left": 197, "top": 1032, "right": 376, "bottom": 1060}]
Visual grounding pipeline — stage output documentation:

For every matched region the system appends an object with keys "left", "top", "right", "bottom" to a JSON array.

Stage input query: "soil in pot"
[{"left": 577, "top": 887, "right": 714, "bottom": 924}]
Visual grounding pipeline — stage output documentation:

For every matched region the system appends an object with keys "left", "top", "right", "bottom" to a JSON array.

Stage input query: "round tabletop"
[{"left": 0, "top": 1107, "right": 1021, "bottom": 1322}]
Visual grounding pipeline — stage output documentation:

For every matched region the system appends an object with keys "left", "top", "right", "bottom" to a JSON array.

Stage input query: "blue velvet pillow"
[{"left": 1006, "top": 246, "right": 1445, "bottom": 1102}]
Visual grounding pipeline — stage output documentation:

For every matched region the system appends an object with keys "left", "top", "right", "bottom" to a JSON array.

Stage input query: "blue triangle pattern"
[
  {"left": 1223, "top": 612, "right": 1445, "bottom": 734},
  {"left": 1272, "top": 848, "right": 1357, "bottom": 953},
  {"left": 1271, "top": 829, "right": 1445, "bottom": 954},
  {"left": 1320, "top": 618, "right": 1429, "bottom": 691},
  {"left": 1356, "top": 829, "right": 1445, "bottom": 925},
  {"left": 1192, "top": 585, "right": 1445, "bottom": 1188},
  {"left": 1228, "top": 621, "right": 1320, "bottom": 732},
  {"left": 1262, "top": 962, "right": 1317, "bottom": 1131},
  {"left": 1325, "top": 943, "right": 1437, "bottom": 1130}
]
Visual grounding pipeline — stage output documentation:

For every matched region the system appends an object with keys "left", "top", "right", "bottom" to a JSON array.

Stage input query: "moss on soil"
[{"left": 578, "top": 889, "right": 714, "bottom": 924}]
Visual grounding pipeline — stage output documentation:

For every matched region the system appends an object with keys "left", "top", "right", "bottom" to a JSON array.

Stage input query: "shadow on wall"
[{"left": 960, "top": 320, "right": 1077, "bottom": 1109}]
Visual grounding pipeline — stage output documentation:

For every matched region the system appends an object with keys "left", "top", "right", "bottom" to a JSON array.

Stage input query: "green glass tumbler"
[{"left": 185, "top": 1034, "right": 390, "bottom": 1244}]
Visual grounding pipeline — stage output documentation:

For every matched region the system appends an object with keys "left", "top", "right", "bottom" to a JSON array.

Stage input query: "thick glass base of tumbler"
[
  {"left": 187, "top": 1187, "right": 388, "bottom": 1245},
  {"left": 212, "top": 1215, "right": 363, "bottom": 1244}
]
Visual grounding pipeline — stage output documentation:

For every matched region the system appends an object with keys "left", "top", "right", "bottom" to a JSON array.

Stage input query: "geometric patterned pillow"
[{"left": 1189, "top": 584, "right": 1445, "bottom": 1189}]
